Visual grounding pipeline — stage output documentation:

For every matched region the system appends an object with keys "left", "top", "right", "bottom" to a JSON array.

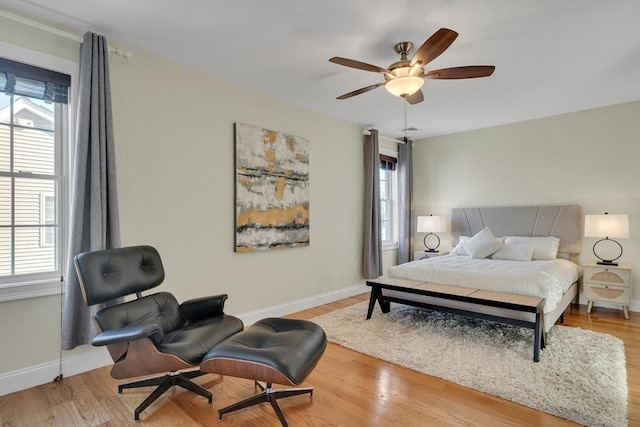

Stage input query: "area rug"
[{"left": 312, "top": 302, "right": 627, "bottom": 427}]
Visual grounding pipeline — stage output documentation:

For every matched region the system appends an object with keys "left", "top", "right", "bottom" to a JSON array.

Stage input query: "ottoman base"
[{"left": 218, "top": 381, "right": 313, "bottom": 426}]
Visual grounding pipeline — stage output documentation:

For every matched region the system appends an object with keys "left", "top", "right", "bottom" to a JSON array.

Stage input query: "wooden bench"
[{"left": 366, "top": 277, "right": 546, "bottom": 362}]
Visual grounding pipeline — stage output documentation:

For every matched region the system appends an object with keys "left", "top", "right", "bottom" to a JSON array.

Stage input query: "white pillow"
[
  {"left": 504, "top": 236, "right": 560, "bottom": 260},
  {"left": 491, "top": 243, "right": 536, "bottom": 261},
  {"left": 450, "top": 236, "right": 469, "bottom": 256},
  {"left": 461, "top": 227, "right": 504, "bottom": 259},
  {"left": 451, "top": 236, "right": 507, "bottom": 256}
]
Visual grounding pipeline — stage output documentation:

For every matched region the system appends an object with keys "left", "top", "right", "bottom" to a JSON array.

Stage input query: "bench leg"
[
  {"left": 366, "top": 286, "right": 379, "bottom": 319},
  {"left": 366, "top": 285, "right": 391, "bottom": 318},
  {"left": 533, "top": 312, "right": 542, "bottom": 362}
]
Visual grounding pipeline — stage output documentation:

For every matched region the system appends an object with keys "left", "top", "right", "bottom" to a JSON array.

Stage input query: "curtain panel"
[
  {"left": 362, "top": 130, "right": 383, "bottom": 279},
  {"left": 62, "top": 32, "right": 121, "bottom": 350},
  {"left": 397, "top": 140, "right": 413, "bottom": 264}
]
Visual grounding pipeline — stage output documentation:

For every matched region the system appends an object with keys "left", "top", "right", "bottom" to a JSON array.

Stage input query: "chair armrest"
[
  {"left": 91, "top": 324, "right": 164, "bottom": 347},
  {"left": 180, "top": 294, "right": 228, "bottom": 321}
]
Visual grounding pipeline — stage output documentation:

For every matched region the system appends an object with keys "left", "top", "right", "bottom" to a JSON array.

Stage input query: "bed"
[{"left": 377, "top": 206, "right": 583, "bottom": 358}]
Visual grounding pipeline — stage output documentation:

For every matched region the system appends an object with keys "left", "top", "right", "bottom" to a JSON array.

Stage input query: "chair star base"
[
  {"left": 118, "top": 370, "right": 212, "bottom": 421},
  {"left": 218, "top": 381, "right": 313, "bottom": 427}
]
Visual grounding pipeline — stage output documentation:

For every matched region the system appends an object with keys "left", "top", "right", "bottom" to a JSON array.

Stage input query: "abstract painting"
[{"left": 234, "top": 123, "right": 309, "bottom": 252}]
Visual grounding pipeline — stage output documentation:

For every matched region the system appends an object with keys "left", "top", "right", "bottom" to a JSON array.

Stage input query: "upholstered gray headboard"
[{"left": 451, "top": 205, "right": 583, "bottom": 255}]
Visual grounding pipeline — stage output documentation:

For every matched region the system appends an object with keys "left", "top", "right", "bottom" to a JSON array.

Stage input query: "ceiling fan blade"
[
  {"left": 410, "top": 28, "right": 458, "bottom": 67},
  {"left": 426, "top": 66, "right": 495, "bottom": 79},
  {"left": 329, "top": 57, "right": 390, "bottom": 74},
  {"left": 336, "top": 82, "right": 385, "bottom": 100},
  {"left": 405, "top": 90, "right": 424, "bottom": 105}
]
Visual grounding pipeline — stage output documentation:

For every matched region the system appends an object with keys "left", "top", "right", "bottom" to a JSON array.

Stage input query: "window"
[
  {"left": 380, "top": 150, "right": 398, "bottom": 248},
  {"left": 0, "top": 45, "right": 76, "bottom": 301}
]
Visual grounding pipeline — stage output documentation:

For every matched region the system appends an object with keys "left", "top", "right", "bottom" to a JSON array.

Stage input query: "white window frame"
[
  {"left": 0, "top": 42, "right": 77, "bottom": 302},
  {"left": 40, "top": 192, "right": 55, "bottom": 247},
  {"left": 380, "top": 148, "right": 399, "bottom": 251}
]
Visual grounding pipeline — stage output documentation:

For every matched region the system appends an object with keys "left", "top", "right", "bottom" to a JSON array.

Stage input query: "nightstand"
[
  {"left": 414, "top": 251, "right": 447, "bottom": 261},
  {"left": 583, "top": 262, "right": 632, "bottom": 319}
]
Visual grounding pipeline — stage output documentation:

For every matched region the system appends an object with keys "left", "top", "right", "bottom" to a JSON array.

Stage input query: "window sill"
[
  {"left": 382, "top": 242, "right": 399, "bottom": 251},
  {"left": 0, "top": 279, "right": 62, "bottom": 302}
]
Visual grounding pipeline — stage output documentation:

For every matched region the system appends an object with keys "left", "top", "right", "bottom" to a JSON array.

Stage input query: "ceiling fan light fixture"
[
  {"left": 330, "top": 29, "right": 494, "bottom": 103},
  {"left": 385, "top": 75, "right": 424, "bottom": 97}
]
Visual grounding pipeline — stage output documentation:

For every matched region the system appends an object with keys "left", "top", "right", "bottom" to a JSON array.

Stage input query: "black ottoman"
[{"left": 201, "top": 317, "right": 327, "bottom": 426}]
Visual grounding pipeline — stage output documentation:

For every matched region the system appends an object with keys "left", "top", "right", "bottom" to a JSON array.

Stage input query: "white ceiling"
[{"left": 3, "top": 0, "right": 640, "bottom": 139}]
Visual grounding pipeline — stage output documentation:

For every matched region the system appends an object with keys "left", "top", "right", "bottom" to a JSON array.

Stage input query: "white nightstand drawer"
[
  {"left": 584, "top": 266, "right": 631, "bottom": 287},
  {"left": 584, "top": 283, "right": 631, "bottom": 305}
]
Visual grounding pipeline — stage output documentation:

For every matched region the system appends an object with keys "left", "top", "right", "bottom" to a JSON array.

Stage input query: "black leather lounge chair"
[{"left": 74, "top": 245, "right": 244, "bottom": 421}]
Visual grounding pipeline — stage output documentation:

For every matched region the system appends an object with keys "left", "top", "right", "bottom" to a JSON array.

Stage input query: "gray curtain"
[
  {"left": 397, "top": 140, "right": 413, "bottom": 264},
  {"left": 362, "top": 130, "right": 383, "bottom": 279},
  {"left": 62, "top": 32, "right": 120, "bottom": 350}
]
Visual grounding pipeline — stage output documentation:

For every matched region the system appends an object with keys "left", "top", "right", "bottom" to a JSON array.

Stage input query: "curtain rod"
[
  {"left": 1, "top": 9, "right": 133, "bottom": 59},
  {"left": 361, "top": 129, "right": 406, "bottom": 144}
]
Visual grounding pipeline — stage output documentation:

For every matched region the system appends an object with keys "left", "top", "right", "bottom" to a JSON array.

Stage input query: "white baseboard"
[
  {"left": 0, "top": 283, "right": 368, "bottom": 396},
  {"left": 0, "top": 347, "right": 113, "bottom": 396},
  {"left": 237, "top": 283, "right": 368, "bottom": 325}
]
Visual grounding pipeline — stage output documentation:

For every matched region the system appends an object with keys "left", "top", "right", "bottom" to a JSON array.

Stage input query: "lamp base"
[
  {"left": 423, "top": 233, "right": 441, "bottom": 252},
  {"left": 593, "top": 238, "right": 623, "bottom": 267}
]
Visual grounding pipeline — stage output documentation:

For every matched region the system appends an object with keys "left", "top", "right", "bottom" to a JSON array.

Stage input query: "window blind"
[{"left": 0, "top": 57, "right": 70, "bottom": 104}]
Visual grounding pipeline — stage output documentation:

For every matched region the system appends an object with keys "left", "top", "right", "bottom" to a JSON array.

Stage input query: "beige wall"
[
  {"left": 413, "top": 101, "right": 640, "bottom": 308},
  {"left": 0, "top": 11, "right": 365, "bottom": 376}
]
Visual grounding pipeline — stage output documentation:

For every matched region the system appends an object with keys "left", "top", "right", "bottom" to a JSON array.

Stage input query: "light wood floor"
[{"left": 1, "top": 294, "right": 638, "bottom": 426}]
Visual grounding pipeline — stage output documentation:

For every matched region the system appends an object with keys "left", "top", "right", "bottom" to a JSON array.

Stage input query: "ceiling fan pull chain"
[{"left": 404, "top": 98, "right": 408, "bottom": 142}]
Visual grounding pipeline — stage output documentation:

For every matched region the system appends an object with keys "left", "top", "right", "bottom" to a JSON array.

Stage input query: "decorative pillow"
[
  {"left": 450, "top": 236, "right": 469, "bottom": 256},
  {"left": 491, "top": 243, "right": 536, "bottom": 261},
  {"left": 504, "top": 236, "right": 560, "bottom": 260},
  {"left": 461, "top": 227, "right": 504, "bottom": 259}
]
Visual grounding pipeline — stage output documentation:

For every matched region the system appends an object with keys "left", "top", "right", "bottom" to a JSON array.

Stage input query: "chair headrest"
[{"left": 74, "top": 245, "right": 165, "bottom": 305}]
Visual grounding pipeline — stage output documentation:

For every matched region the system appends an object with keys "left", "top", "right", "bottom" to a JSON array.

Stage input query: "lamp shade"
[
  {"left": 417, "top": 215, "right": 446, "bottom": 233},
  {"left": 385, "top": 75, "right": 424, "bottom": 97},
  {"left": 584, "top": 214, "right": 630, "bottom": 238}
]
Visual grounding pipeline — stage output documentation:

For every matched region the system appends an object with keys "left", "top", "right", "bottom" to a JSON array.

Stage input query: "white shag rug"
[{"left": 312, "top": 302, "right": 627, "bottom": 427}]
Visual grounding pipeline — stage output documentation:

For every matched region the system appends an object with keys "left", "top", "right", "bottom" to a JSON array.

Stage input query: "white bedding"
[{"left": 387, "top": 255, "right": 582, "bottom": 313}]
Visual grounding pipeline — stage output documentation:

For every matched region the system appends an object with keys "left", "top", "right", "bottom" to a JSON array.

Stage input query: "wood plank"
[
  {"left": 366, "top": 276, "right": 424, "bottom": 289},
  {"left": 470, "top": 289, "right": 544, "bottom": 308}
]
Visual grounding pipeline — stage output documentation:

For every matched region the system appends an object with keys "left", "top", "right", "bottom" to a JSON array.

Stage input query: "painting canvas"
[{"left": 235, "top": 123, "right": 309, "bottom": 252}]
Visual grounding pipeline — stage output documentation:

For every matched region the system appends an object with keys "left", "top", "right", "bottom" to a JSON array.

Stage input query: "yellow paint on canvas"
[
  {"left": 237, "top": 177, "right": 256, "bottom": 188},
  {"left": 286, "top": 136, "right": 295, "bottom": 151},
  {"left": 235, "top": 246, "right": 258, "bottom": 253},
  {"left": 236, "top": 204, "right": 309, "bottom": 227},
  {"left": 263, "top": 130, "right": 278, "bottom": 173},
  {"left": 274, "top": 177, "right": 286, "bottom": 200},
  {"left": 264, "top": 130, "right": 277, "bottom": 143}
]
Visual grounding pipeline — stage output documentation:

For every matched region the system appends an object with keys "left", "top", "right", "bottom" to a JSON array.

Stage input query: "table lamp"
[
  {"left": 584, "top": 212, "right": 630, "bottom": 266},
  {"left": 417, "top": 215, "right": 446, "bottom": 252}
]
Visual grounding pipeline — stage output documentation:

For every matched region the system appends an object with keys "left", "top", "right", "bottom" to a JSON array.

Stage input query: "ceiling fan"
[{"left": 329, "top": 28, "right": 495, "bottom": 105}]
